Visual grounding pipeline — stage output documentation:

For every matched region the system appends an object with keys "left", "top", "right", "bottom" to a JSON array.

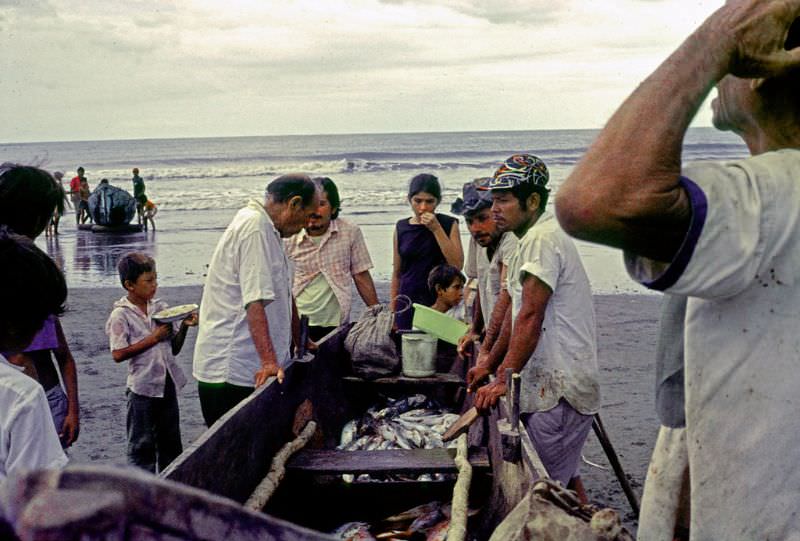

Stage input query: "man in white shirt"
[
  {"left": 556, "top": 2, "right": 800, "bottom": 538},
  {"left": 193, "top": 174, "right": 318, "bottom": 427},
  {"left": 473, "top": 154, "right": 600, "bottom": 503},
  {"left": 452, "top": 178, "right": 517, "bottom": 360}
]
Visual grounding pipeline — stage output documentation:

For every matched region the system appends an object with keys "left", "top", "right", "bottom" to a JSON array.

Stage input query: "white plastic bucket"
[{"left": 401, "top": 331, "right": 437, "bottom": 377}]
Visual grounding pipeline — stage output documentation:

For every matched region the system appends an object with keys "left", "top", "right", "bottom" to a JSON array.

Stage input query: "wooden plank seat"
[{"left": 286, "top": 447, "right": 490, "bottom": 475}]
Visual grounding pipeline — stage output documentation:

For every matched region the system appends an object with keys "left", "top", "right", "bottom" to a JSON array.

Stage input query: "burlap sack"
[{"left": 344, "top": 297, "right": 410, "bottom": 380}]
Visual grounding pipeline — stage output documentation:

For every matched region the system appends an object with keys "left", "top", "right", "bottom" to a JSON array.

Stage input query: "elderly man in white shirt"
[
  {"left": 556, "top": 3, "right": 800, "bottom": 538},
  {"left": 193, "top": 174, "right": 318, "bottom": 427}
]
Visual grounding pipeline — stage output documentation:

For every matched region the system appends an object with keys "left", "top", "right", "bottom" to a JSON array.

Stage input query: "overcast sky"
[{"left": 1, "top": 0, "right": 722, "bottom": 143}]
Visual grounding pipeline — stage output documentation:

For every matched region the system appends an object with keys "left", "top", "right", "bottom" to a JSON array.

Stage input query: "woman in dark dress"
[{"left": 391, "top": 174, "right": 464, "bottom": 330}]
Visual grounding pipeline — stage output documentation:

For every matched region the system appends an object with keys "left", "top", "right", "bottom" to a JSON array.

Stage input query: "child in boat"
[
  {"left": 427, "top": 264, "right": 467, "bottom": 322},
  {"left": 105, "top": 252, "right": 197, "bottom": 473},
  {"left": 425, "top": 264, "right": 468, "bottom": 374},
  {"left": 142, "top": 200, "right": 157, "bottom": 231}
]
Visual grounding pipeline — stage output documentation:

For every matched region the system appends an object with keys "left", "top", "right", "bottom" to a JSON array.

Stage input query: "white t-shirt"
[
  {"left": 193, "top": 200, "right": 293, "bottom": 387},
  {"left": 625, "top": 149, "right": 800, "bottom": 540},
  {"left": 507, "top": 212, "right": 600, "bottom": 415},
  {"left": 105, "top": 296, "right": 187, "bottom": 397},
  {"left": 0, "top": 358, "right": 67, "bottom": 484},
  {"left": 473, "top": 232, "right": 517, "bottom": 323}
]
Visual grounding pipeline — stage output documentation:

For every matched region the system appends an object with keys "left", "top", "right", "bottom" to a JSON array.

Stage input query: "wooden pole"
[
  {"left": 449, "top": 434, "right": 472, "bottom": 541},
  {"left": 245, "top": 420, "right": 317, "bottom": 511},
  {"left": 592, "top": 414, "right": 640, "bottom": 517}
]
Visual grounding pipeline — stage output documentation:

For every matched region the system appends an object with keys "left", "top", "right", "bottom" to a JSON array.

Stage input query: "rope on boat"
[
  {"left": 245, "top": 420, "right": 318, "bottom": 511},
  {"left": 449, "top": 433, "right": 471, "bottom": 541}
]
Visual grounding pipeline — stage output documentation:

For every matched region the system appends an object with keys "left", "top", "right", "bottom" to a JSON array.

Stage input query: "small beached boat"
[
  {"left": 76, "top": 183, "right": 143, "bottom": 233},
  {"left": 2, "top": 327, "right": 632, "bottom": 540}
]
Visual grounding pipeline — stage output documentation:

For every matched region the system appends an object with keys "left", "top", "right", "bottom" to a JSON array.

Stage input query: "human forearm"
[
  {"left": 246, "top": 301, "right": 279, "bottom": 370},
  {"left": 561, "top": 2, "right": 800, "bottom": 260},
  {"left": 390, "top": 231, "right": 400, "bottom": 309},
  {"left": 482, "top": 289, "right": 511, "bottom": 352},
  {"left": 390, "top": 272, "right": 399, "bottom": 310},
  {"left": 112, "top": 333, "right": 163, "bottom": 363},
  {"left": 58, "top": 355, "right": 79, "bottom": 413},
  {"left": 556, "top": 14, "right": 744, "bottom": 260},
  {"left": 57, "top": 352, "right": 80, "bottom": 445},
  {"left": 433, "top": 226, "right": 464, "bottom": 268},
  {"left": 353, "top": 270, "right": 379, "bottom": 307},
  {"left": 482, "top": 305, "right": 511, "bottom": 371},
  {"left": 496, "top": 307, "right": 543, "bottom": 375}
]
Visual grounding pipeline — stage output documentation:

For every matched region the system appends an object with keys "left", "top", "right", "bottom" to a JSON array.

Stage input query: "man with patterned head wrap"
[{"left": 470, "top": 154, "right": 600, "bottom": 501}]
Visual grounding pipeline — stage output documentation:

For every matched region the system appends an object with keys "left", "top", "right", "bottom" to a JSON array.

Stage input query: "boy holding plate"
[{"left": 105, "top": 252, "right": 197, "bottom": 473}]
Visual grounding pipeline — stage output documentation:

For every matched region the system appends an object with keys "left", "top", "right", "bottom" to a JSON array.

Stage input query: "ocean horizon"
[{"left": 3, "top": 127, "right": 748, "bottom": 294}]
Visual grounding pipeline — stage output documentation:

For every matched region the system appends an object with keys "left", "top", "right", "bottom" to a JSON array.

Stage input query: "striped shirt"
[{"left": 285, "top": 218, "right": 373, "bottom": 324}]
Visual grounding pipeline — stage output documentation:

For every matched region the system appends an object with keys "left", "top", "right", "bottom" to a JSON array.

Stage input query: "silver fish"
[
  {"left": 404, "top": 428, "right": 424, "bottom": 448},
  {"left": 339, "top": 419, "right": 358, "bottom": 449}
]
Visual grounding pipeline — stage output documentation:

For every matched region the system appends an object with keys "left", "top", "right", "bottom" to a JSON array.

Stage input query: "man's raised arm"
[{"left": 556, "top": 0, "right": 800, "bottom": 263}]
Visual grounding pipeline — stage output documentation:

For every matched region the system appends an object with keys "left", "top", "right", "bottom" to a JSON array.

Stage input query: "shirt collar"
[
  {"left": 114, "top": 295, "right": 158, "bottom": 317},
  {"left": 248, "top": 199, "right": 281, "bottom": 239},
  {"left": 298, "top": 218, "right": 339, "bottom": 243}
]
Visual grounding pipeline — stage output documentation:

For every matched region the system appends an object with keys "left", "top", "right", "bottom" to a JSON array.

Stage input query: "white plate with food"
[{"left": 152, "top": 303, "right": 199, "bottom": 323}]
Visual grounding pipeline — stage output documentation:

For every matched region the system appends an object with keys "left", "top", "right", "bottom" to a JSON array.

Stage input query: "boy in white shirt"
[{"left": 105, "top": 252, "right": 197, "bottom": 473}]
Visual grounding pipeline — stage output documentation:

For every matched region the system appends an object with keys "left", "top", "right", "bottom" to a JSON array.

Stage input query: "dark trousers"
[
  {"left": 308, "top": 325, "right": 338, "bottom": 343},
  {"left": 126, "top": 375, "right": 182, "bottom": 473},
  {"left": 197, "top": 381, "right": 254, "bottom": 427}
]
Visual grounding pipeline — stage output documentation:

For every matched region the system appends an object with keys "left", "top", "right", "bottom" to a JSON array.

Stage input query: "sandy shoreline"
[{"left": 60, "top": 282, "right": 661, "bottom": 529}]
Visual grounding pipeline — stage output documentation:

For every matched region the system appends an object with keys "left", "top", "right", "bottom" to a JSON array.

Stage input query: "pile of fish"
[
  {"left": 331, "top": 501, "right": 450, "bottom": 541},
  {"left": 338, "top": 394, "right": 460, "bottom": 452}
]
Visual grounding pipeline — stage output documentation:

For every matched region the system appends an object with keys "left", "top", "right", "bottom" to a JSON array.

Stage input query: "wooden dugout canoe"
[{"left": 2, "top": 327, "right": 630, "bottom": 540}]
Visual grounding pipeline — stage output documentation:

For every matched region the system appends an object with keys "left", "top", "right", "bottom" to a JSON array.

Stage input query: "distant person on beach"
[
  {"left": 132, "top": 168, "right": 147, "bottom": 227},
  {"left": 69, "top": 167, "right": 85, "bottom": 225},
  {"left": 0, "top": 228, "right": 69, "bottom": 484},
  {"left": 46, "top": 171, "right": 66, "bottom": 236},
  {"left": 470, "top": 154, "right": 600, "bottom": 504},
  {"left": 285, "top": 176, "right": 379, "bottom": 342},
  {"left": 0, "top": 164, "right": 80, "bottom": 448},
  {"left": 452, "top": 178, "right": 517, "bottom": 359},
  {"left": 105, "top": 252, "right": 197, "bottom": 473},
  {"left": 193, "top": 174, "right": 318, "bottom": 427},
  {"left": 143, "top": 199, "right": 157, "bottom": 231},
  {"left": 555, "top": 2, "right": 800, "bottom": 538},
  {"left": 78, "top": 175, "right": 91, "bottom": 224},
  {"left": 391, "top": 173, "right": 463, "bottom": 330}
]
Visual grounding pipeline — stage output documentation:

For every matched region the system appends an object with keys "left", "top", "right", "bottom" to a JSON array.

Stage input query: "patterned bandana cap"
[{"left": 489, "top": 154, "right": 549, "bottom": 190}]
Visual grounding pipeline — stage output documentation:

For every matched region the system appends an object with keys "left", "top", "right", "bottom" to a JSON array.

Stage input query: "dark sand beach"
[{"left": 62, "top": 282, "right": 660, "bottom": 529}]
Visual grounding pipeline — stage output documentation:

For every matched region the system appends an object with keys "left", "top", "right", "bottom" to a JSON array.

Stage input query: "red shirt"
[{"left": 70, "top": 176, "right": 81, "bottom": 194}]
